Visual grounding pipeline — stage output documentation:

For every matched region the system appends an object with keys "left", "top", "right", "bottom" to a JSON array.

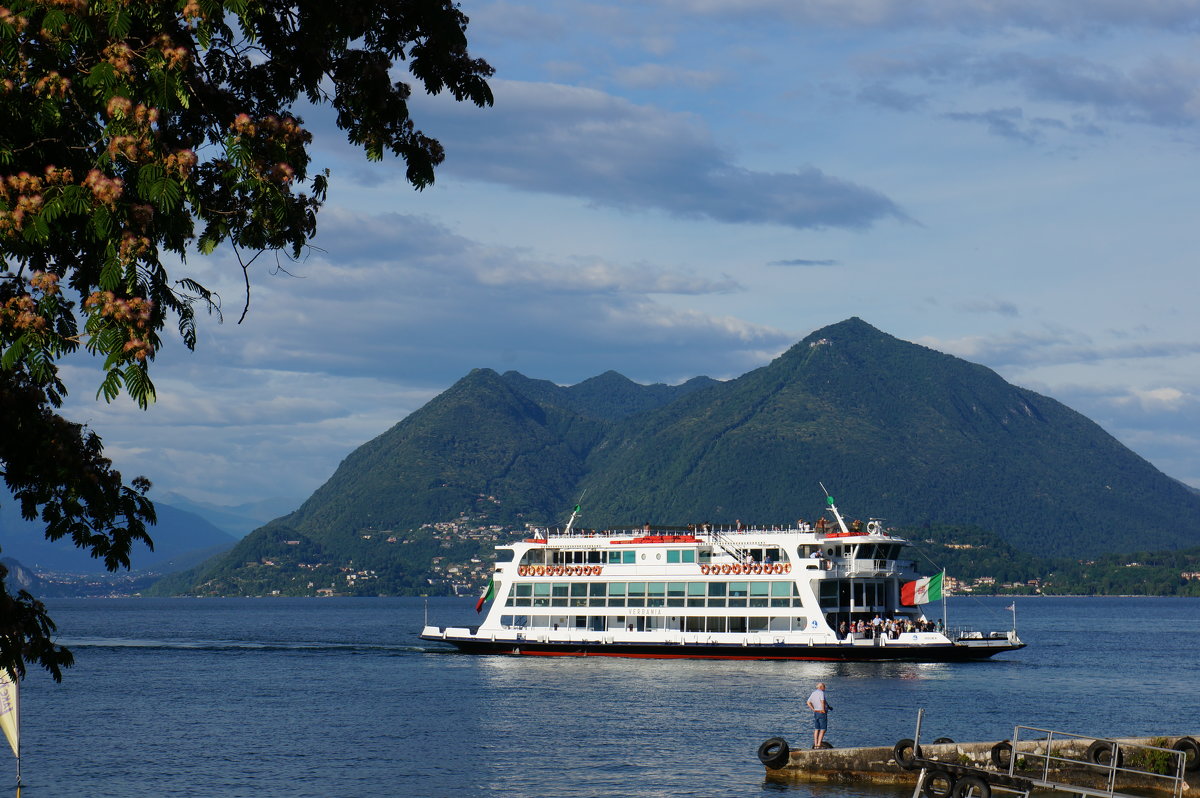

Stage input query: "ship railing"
[{"left": 526, "top": 523, "right": 829, "bottom": 539}]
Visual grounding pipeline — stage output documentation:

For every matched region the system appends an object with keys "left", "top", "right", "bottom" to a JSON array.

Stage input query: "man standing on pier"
[{"left": 806, "top": 682, "right": 830, "bottom": 748}]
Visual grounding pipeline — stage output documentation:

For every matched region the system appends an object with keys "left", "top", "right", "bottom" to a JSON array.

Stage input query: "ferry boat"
[{"left": 420, "top": 494, "right": 1025, "bottom": 661}]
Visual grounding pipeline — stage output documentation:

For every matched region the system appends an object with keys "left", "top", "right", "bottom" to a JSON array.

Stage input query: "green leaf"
[
  {"left": 123, "top": 364, "right": 156, "bottom": 408},
  {"left": 97, "top": 369, "right": 122, "bottom": 403}
]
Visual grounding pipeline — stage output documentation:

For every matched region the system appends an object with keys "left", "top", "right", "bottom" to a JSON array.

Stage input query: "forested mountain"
[{"left": 154, "top": 318, "right": 1200, "bottom": 596}]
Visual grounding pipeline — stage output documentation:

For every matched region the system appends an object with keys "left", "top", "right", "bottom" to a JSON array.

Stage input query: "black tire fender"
[
  {"left": 894, "top": 738, "right": 922, "bottom": 770},
  {"left": 1173, "top": 737, "right": 1200, "bottom": 773},
  {"left": 990, "top": 741, "right": 1012, "bottom": 769},
  {"left": 933, "top": 737, "right": 955, "bottom": 745},
  {"left": 951, "top": 775, "right": 992, "bottom": 798},
  {"left": 923, "top": 770, "right": 957, "bottom": 798},
  {"left": 758, "top": 737, "right": 790, "bottom": 769},
  {"left": 1087, "top": 740, "right": 1122, "bottom": 767}
]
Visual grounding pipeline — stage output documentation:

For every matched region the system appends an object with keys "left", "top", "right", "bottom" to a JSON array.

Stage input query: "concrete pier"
[{"left": 762, "top": 736, "right": 1200, "bottom": 793}]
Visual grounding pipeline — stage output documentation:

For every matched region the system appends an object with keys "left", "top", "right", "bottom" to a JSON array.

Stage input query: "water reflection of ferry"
[{"left": 421, "top": 493, "right": 1024, "bottom": 661}]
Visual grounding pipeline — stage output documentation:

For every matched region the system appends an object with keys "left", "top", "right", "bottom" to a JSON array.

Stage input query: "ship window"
[
  {"left": 766, "top": 547, "right": 783, "bottom": 562},
  {"left": 682, "top": 550, "right": 695, "bottom": 563},
  {"left": 589, "top": 582, "right": 606, "bottom": 597},
  {"left": 769, "top": 617, "right": 790, "bottom": 631},
  {"left": 608, "top": 551, "right": 621, "bottom": 563},
  {"left": 857, "top": 544, "right": 877, "bottom": 559},
  {"left": 698, "top": 549, "right": 712, "bottom": 564},
  {"left": 648, "top": 582, "right": 666, "bottom": 597},
  {"left": 627, "top": 582, "right": 645, "bottom": 607},
  {"left": 667, "top": 550, "right": 681, "bottom": 563},
  {"left": 818, "top": 580, "right": 838, "bottom": 608},
  {"left": 749, "top": 617, "right": 769, "bottom": 632},
  {"left": 514, "top": 584, "right": 532, "bottom": 597},
  {"left": 770, "top": 582, "right": 791, "bottom": 597},
  {"left": 622, "top": 551, "right": 636, "bottom": 564},
  {"left": 728, "top": 617, "right": 747, "bottom": 633},
  {"left": 534, "top": 582, "right": 551, "bottom": 596},
  {"left": 728, "top": 582, "right": 748, "bottom": 597},
  {"left": 750, "top": 582, "right": 769, "bottom": 596},
  {"left": 685, "top": 617, "right": 704, "bottom": 633},
  {"left": 587, "top": 551, "right": 602, "bottom": 564},
  {"left": 667, "top": 582, "right": 685, "bottom": 607},
  {"left": 706, "top": 617, "right": 726, "bottom": 633}
]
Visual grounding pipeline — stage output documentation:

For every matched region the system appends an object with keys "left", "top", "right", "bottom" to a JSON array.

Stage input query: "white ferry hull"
[{"left": 420, "top": 627, "right": 1022, "bottom": 661}]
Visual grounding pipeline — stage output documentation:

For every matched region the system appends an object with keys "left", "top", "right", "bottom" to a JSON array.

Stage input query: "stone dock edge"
[{"left": 763, "top": 736, "right": 1200, "bottom": 792}]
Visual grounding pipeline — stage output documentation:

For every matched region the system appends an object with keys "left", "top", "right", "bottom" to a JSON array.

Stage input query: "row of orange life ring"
[
  {"left": 700, "top": 562, "right": 790, "bottom": 576},
  {"left": 517, "top": 565, "right": 604, "bottom": 577}
]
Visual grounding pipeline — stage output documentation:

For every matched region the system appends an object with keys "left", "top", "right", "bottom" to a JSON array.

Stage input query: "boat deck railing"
[{"left": 526, "top": 523, "right": 896, "bottom": 540}]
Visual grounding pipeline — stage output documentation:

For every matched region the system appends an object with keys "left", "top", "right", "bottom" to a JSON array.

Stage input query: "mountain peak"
[{"left": 802, "top": 317, "right": 885, "bottom": 344}]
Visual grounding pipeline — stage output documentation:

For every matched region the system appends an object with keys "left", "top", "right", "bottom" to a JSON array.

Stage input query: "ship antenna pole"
[{"left": 819, "top": 482, "right": 851, "bottom": 535}]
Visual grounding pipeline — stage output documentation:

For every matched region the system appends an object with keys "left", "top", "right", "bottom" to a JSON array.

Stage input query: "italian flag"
[
  {"left": 901, "top": 572, "right": 945, "bottom": 605},
  {"left": 475, "top": 576, "right": 496, "bottom": 613}
]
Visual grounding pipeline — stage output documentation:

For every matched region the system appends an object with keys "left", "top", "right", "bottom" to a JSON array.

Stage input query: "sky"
[{"left": 61, "top": 0, "right": 1200, "bottom": 511}]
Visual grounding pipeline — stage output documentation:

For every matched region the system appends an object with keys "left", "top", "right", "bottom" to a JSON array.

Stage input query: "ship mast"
[{"left": 819, "top": 483, "right": 852, "bottom": 534}]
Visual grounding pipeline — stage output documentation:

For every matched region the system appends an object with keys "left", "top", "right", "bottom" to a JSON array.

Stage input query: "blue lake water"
[{"left": 11, "top": 596, "right": 1200, "bottom": 797}]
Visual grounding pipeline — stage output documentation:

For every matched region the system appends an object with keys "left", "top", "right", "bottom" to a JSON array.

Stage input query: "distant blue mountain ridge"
[{"left": 0, "top": 491, "right": 299, "bottom": 574}]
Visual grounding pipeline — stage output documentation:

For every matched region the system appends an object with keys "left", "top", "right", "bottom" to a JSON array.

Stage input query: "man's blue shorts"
[{"left": 813, "top": 712, "right": 827, "bottom": 730}]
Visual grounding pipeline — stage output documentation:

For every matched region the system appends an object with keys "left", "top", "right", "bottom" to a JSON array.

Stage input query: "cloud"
[
  {"left": 858, "top": 82, "right": 929, "bottom": 111},
  {"left": 861, "top": 51, "right": 1200, "bottom": 137},
  {"left": 613, "top": 63, "right": 724, "bottom": 90},
  {"left": 957, "top": 299, "right": 1021, "bottom": 318},
  {"left": 768, "top": 258, "right": 840, "bottom": 267},
  {"left": 660, "top": 0, "right": 1200, "bottom": 35},
  {"left": 406, "top": 80, "right": 908, "bottom": 231},
  {"left": 162, "top": 208, "right": 792, "bottom": 388},
  {"left": 920, "top": 328, "right": 1200, "bottom": 369},
  {"left": 1114, "top": 387, "right": 1188, "bottom": 412}
]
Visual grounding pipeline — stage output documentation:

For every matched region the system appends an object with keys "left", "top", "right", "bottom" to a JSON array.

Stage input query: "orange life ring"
[
  {"left": 735, "top": 564, "right": 745, "bottom": 575},
  {"left": 751, "top": 563, "right": 762, "bottom": 574},
  {"left": 784, "top": 563, "right": 791, "bottom": 573},
  {"left": 590, "top": 566, "right": 599, "bottom": 575},
  {"left": 534, "top": 565, "right": 544, "bottom": 576},
  {"left": 519, "top": 566, "right": 527, "bottom": 576},
  {"left": 700, "top": 564, "right": 710, "bottom": 575},
  {"left": 775, "top": 563, "right": 784, "bottom": 574},
  {"left": 553, "top": 566, "right": 562, "bottom": 576},
  {"left": 721, "top": 564, "right": 732, "bottom": 575}
]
